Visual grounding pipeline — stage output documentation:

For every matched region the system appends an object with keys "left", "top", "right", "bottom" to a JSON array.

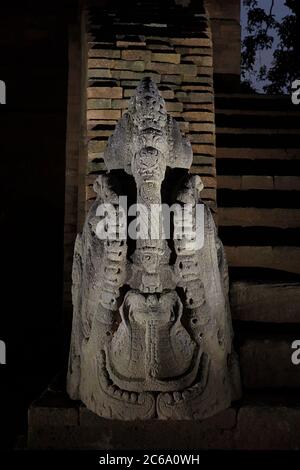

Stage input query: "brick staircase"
[
  {"left": 28, "top": 94, "right": 300, "bottom": 450},
  {"left": 215, "top": 93, "right": 300, "bottom": 434}
]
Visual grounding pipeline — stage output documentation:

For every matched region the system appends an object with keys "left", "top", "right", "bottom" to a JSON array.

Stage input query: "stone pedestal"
[{"left": 28, "top": 387, "right": 300, "bottom": 450}]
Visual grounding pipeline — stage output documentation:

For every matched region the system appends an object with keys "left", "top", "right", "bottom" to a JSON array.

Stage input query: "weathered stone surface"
[
  {"left": 161, "top": 74, "right": 182, "bottom": 84},
  {"left": 88, "top": 155, "right": 104, "bottom": 165},
  {"left": 147, "top": 61, "right": 197, "bottom": 75},
  {"left": 184, "top": 104, "right": 214, "bottom": 113},
  {"left": 235, "top": 405, "right": 300, "bottom": 450},
  {"left": 121, "top": 50, "right": 152, "bottom": 61},
  {"left": 87, "top": 87, "right": 123, "bottom": 99},
  {"left": 28, "top": 391, "right": 300, "bottom": 450},
  {"left": 86, "top": 185, "right": 96, "bottom": 200},
  {"left": 123, "top": 88, "right": 137, "bottom": 98},
  {"left": 151, "top": 52, "right": 181, "bottom": 64},
  {"left": 190, "top": 133, "right": 215, "bottom": 144},
  {"left": 183, "top": 84, "right": 213, "bottom": 91},
  {"left": 160, "top": 89, "right": 175, "bottom": 99},
  {"left": 218, "top": 175, "right": 300, "bottom": 192},
  {"left": 202, "top": 176, "right": 217, "bottom": 188},
  {"left": 219, "top": 208, "right": 300, "bottom": 228},
  {"left": 170, "top": 38, "right": 212, "bottom": 47},
  {"left": 165, "top": 101, "right": 183, "bottom": 112},
  {"left": 111, "top": 99, "right": 130, "bottom": 109},
  {"left": 230, "top": 281, "right": 300, "bottom": 323},
  {"left": 88, "top": 59, "right": 145, "bottom": 72},
  {"left": 29, "top": 388, "right": 236, "bottom": 449},
  {"left": 193, "top": 155, "right": 215, "bottom": 165},
  {"left": 87, "top": 109, "right": 121, "bottom": 120},
  {"left": 87, "top": 99, "right": 112, "bottom": 109},
  {"left": 185, "top": 56, "right": 213, "bottom": 67},
  {"left": 190, "top": 165, "right": 216, "bottom": 176},
  {"left": 178, "top": 121, "right": 190, "bottom": 133},
  {"left": 192, "top": 144, "right": 215, "bottom": 155},
  {"left": 217, "top": 147, "right": 300, "bottom": 160},
  {"left": 183, "top": 111, "right": 214, "bottom": 122},
  {"left": 88, "top": 49, "right": 121, "bottom": 58},
  {"left": 225, "top": 246, "right": 300, "bottom": 274},
  {"left": 117, "top": 40, "right": 146, "bottom": 48},
  {"left": 88, "top": 68, "right": 113, "bottom": 78},
  {"left": 88, "top": 119, "right": 117, "bottom": 127},
  {"left": 240, "top": 338, "right": 300, "bottom": 389},
  {"left": 201, "top": 189, "right": 216, "bottom": 200},
  {"left": 111, "top": 70, "right": 161, "bottom": 82},
  {"left": 190, "top": 122, "right": 215, "bottom": 132},
  {"left": 88, "top": 140, "right": 107, "bottom": 153},
  {"left": 176, "top": 91, "right": 214, "bottom": 103},
  {"left": 29, "top": 402, "right": 79, "bottom": 428},
  {"left": 175, "top": 46, "right": 211, "bottom": 55},
  {"left": 274, "top": 176, "right": 300, "bottom": 190}
]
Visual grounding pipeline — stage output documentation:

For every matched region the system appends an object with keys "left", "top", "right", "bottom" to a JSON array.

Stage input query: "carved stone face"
[{"left": 139, "top": 251, "right": 160, "bottom": 273}]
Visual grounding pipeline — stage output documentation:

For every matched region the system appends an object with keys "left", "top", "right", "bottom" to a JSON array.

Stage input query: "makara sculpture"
[{"left": 67, "top": 78, "right": 241, "bottom": 420}]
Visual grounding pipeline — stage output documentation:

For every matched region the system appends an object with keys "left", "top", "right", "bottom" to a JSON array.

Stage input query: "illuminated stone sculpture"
[{"left": 67, "top": 78, "right": 241, "bottom": 419}]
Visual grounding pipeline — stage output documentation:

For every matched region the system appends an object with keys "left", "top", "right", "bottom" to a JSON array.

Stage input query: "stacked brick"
[
  {"left": 215, "top": 94, "right": 300, "bottom": 275},
  {"left": 82, "top": 0, "right": 216, "bottom": 221},
  {"left": 215, "top": 94, "right": 300, "bottom": 398}
]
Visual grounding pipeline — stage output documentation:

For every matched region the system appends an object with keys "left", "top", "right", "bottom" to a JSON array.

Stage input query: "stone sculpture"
[{"left": 67, "top": 78, "right": 241, "bottom": 420}]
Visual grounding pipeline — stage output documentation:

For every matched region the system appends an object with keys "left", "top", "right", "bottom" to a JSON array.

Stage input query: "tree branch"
[{"left": 264, "top": 0, "right": 275, "bottom": 35}]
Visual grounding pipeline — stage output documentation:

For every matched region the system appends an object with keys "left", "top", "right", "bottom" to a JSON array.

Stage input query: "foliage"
[{"left": 242, "top": 0, "right": 300, "bottom": 93}]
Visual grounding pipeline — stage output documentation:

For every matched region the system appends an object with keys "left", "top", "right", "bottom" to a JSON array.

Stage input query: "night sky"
[{"left": 241, "top": 0, "right": 291, "bottom": 91}]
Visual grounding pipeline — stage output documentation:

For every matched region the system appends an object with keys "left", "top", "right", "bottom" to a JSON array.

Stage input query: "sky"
[{"left": 241, "top": 0, "right": 291, "bottom": 91}]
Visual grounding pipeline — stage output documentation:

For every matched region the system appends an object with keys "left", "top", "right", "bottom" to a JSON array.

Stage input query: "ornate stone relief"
[{"left": 67, "top": 78, "right": 241, "bottom": 420}]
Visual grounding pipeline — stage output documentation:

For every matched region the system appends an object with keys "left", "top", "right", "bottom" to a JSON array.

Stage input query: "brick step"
[
  {"left": 217, "top": 159, "right": 300, "bottom": 178},
  {"left": 28, "top": 389, "right": 300, "bottom": 449},
  {"left": 215, "top": 113, "right": 300, "bottom": 129},
  {"left": 215, "top": 93, "right": 300, "bottom": 113},
  {"left": 216, "top": 109, "right": 300, "bottom": 119},
  {"left": 217, "top": 127, "right": 300, "bottom": 135},
  {"left": 218, "top": 175, "right": 300, "bottom": 191},
  {"left": 231, "top": 281, "right": 300, "bottom": 323},
  {"left": 217, "top": 134, "right": 300, "bottom": 149},
  {"left": 89, "top": 27, "right": 211, "bottom": 41},
  {"left": 240, "top": 337, "right": 300, "bottom": 389},
  {"left": 219, "top": 227, "right": 300, "bottom": 248},
  {"left": 217, "top": 148, "right": 300, "bottom": 160},
  {"left": 89, "top": 7, "right": 207, "bottom": 25},
  {"left": 224, "top": 246, "right": 300, "bottom": 274},
  {"left": 219, "top": 208, "right": 300, "bottom": 228}
]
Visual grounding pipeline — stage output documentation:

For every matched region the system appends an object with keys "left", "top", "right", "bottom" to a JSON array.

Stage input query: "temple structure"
[{"left": 27, "top": 0, "right": 300, "bottom": 450}]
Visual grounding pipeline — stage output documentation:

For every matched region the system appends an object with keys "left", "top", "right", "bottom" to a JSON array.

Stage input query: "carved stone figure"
[{"left": 67, "top": 78, "right": 241, "bottom": 420}]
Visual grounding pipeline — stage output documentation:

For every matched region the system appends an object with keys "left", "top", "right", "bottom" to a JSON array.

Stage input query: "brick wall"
[
  {"left": 205, "top": 0, "right": 241, "bottom": 90},
  {"left": 63, "top": 0, "right": 217, "bottom": 315},
  {"left": 83, "top": 0, "right": 216, "bottom": 217}
]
